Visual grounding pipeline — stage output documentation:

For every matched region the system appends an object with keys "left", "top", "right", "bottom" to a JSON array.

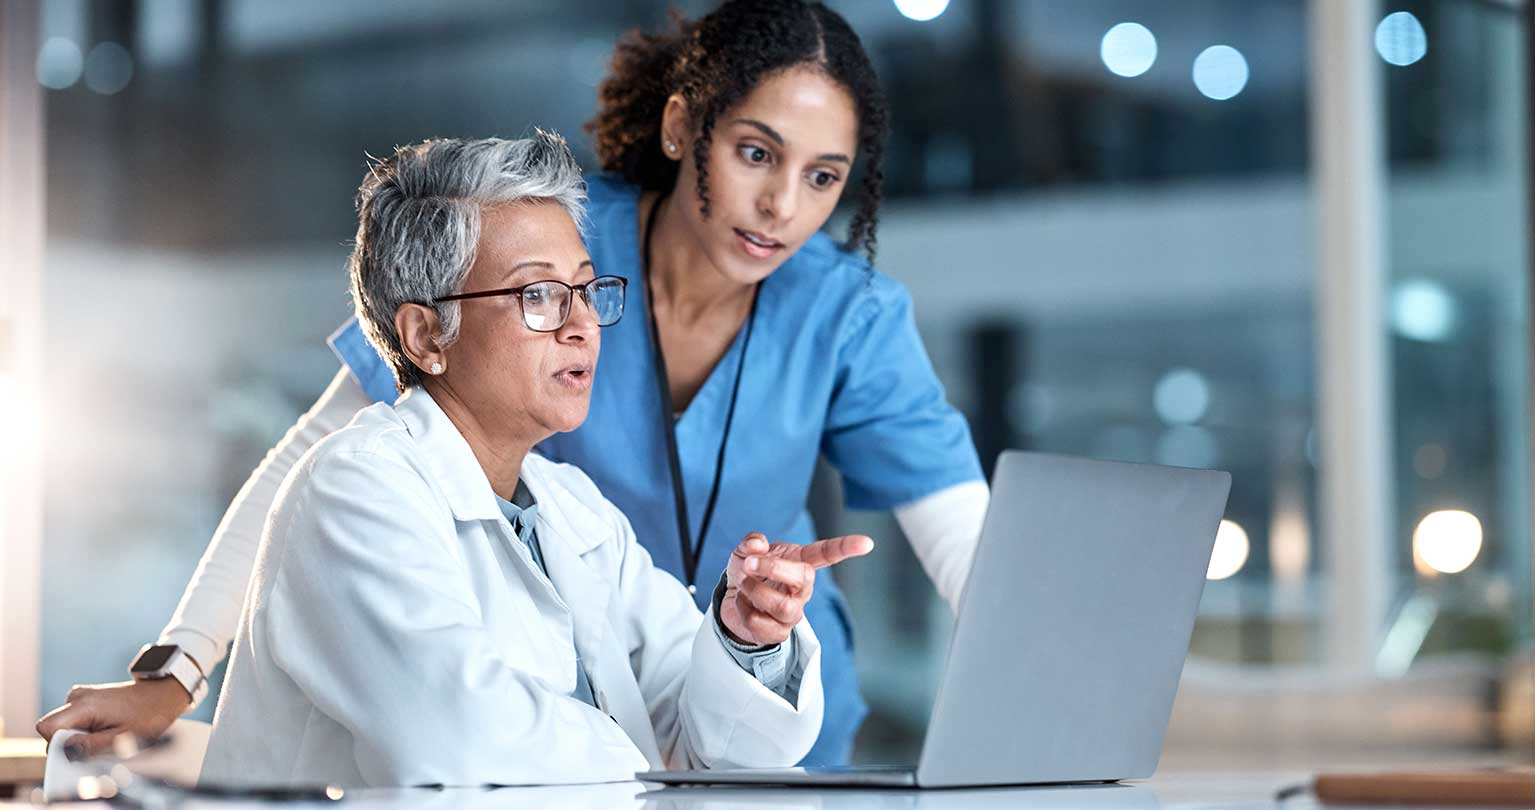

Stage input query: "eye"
[
  {"left": 738, "top": 144, "right": 772, "bottom": 165},
  {"left": 523, "top": 287, "right": 546, "bottom": 305},
  {"left": 809, "top": 170, "right": 841, "bottom": 189}
]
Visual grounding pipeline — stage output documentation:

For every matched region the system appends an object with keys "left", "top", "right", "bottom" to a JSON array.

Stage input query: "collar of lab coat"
[{"left": 392, "top": 386, "right": 608, "bottom": 555}]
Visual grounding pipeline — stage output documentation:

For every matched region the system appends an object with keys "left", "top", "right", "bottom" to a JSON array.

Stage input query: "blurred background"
[{"left": 1, "top": 0, "right": 1531, "bottom": 772}]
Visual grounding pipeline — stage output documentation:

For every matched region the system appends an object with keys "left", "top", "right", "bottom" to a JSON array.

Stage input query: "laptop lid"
[{"left": 915, "top": 451, "right": 1230, "bottom": 788}]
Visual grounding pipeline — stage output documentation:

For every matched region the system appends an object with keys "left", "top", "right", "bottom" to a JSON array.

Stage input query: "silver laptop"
[{"left": 640, "top": 450, "right": 1231, "bottom": 789}]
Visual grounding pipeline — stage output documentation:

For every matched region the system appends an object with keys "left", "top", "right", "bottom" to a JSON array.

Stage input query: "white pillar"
[
  {"left": 0, "top": 0, "right": 46, "bottom": 736},
  {"left": 1307, "top": 0, "right": 1392, "bottom": 675}
]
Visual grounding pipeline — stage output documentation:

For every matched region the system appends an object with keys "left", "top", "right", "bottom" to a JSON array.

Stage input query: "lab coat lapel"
[
  {"left": 484, "top": 516, "right": 569, "bottom": 622},
  {"left": 524, "top": 469, "right": 665, "bottom": 768},
  {"left": 534, "top": 515, "right": 665, "bottom": 767}
]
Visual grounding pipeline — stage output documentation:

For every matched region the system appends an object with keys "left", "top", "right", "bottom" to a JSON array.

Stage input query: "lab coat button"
[{"left": 687, "top": 584, "right": 697, "bottom": 595}]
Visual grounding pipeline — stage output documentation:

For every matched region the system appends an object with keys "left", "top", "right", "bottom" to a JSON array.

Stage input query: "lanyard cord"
[{"left": 642, "top": 194, "right": 760, "bottom": 589}]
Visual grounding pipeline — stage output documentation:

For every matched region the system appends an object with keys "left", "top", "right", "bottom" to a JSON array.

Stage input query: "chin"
[
  {"left": 712, "top": 243, "right": 782, "bottom": 286},
  {"left": 546, "top": 405, "right": 591, "bottom": 435}
]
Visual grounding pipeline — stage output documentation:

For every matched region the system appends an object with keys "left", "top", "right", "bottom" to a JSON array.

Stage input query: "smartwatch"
[{"left": 129, "top": 644, "right": 208, "bottom": 709}]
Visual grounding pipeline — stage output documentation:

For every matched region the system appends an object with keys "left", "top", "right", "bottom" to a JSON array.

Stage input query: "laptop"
[{"left": 639, "top": 450, "right": 1231, "bottom": 789}]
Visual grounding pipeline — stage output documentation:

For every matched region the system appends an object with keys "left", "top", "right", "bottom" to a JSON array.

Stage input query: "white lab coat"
[{"left": 199, "top": 387, "right": 824, "bottom": 788}]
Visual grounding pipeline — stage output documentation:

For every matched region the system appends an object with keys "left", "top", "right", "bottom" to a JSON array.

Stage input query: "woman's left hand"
[{"left": 719, "top": 532, "right": 874, "bottom": 647}]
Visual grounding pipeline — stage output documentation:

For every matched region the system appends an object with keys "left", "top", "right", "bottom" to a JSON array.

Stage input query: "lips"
[
  {"left": 552, "top": 363, "right": 594, "bottom": 389},
  {"left": 734, "top": 228, "right": 784, "bottom": 259}
]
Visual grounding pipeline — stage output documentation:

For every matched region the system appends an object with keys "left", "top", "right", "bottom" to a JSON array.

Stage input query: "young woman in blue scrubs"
[{"left": 38, "top": 0, "right": 989, "bottom": 767}]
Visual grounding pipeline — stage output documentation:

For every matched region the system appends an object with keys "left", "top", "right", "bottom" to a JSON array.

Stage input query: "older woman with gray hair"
[{"left": 196, "top": 132, "right": 872, "bottom": 787}]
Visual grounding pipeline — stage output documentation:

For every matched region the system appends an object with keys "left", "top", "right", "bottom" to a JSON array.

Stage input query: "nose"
[
  {"left": 758, "top": 170, "right": 799, "bottom": 224},
  {"left": 557, "top": 289, "right": 599, "bottom": 342}
]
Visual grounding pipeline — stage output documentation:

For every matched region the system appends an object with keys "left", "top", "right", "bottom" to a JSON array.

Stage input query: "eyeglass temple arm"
[{"left": 433, "top": 288, "right": 516, "bottom": 303}]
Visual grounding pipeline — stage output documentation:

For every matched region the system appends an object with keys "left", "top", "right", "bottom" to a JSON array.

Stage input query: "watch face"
[{"left": 131, "top": 645, "right": 178, "bottom": 674}]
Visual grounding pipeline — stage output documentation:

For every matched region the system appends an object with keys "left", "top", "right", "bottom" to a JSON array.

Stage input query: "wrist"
[
  {"left": 145, "top": 673, "right": 195, "bottom": 704},
  {"left": 129, "top": 644, "right": 208, "bottom": 710},
  {"left": 710, "top": 574, "right": 773, "bottom": 650}
]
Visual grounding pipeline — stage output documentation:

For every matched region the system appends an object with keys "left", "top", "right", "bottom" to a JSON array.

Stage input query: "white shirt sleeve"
[
  {"left": 157, "top": 366, "right": 372, "bottom": 673},
  {"left": 893, "top": 480, "right": 991, "bottom": 613}
]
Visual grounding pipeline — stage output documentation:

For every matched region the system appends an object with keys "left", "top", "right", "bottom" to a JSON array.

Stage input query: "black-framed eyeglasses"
[{"left": 434, "top": 275, "right": 627, "bottom": 333}]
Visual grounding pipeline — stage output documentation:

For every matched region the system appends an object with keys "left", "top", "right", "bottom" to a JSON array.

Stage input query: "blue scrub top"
[{"left": 329, "top": 175, "right": 983, "bottom": 765}]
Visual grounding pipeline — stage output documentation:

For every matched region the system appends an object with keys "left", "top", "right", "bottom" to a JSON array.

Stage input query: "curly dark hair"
[{"left": 585, "top": 0, "right": 888, "bottom": 261}]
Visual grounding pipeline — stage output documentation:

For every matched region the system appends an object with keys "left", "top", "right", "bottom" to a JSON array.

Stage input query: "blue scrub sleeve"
[
  {"left": 820, "top": 276, "right": 984, "bottom": 511},
  {"left": 328, "top": 318, "right": 402, "bottom": 405}
]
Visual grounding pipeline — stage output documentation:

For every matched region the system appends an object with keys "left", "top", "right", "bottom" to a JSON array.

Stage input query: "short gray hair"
[{"left": 348, "top": 130, "right": 587, "bottom": 393}]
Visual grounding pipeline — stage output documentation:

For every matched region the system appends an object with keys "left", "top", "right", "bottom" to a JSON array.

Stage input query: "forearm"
[
  {"left": 709, "top": 575, "right": 799, "bottom": 703},
  {"left": 894, "top": 479, "right": 990, "bottom": 612},
  {"left": 670, "top": 607, "right": 823, "bottom": 770},
  {"left": 616, "top": 536, "right": 822, "bottom": 770}
]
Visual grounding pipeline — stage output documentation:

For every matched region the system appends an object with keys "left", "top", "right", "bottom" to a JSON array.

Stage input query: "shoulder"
[
  {"left": 287, "top": 403, "right": 431, "bottom": 500},
  {"left": 311, "top": 401, "right": 412, "bottom": 459},
  {"left": 584, "top": 174, "right": 639, "bottom": 218},
  {"left": 772, "top": 231, "right": 912, "bottom": 336},
  {"left": 579, "top": 175, "right": 641, "bottom": 274}
]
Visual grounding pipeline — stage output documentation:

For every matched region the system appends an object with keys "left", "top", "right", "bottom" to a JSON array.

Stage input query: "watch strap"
[
  {"left": 131, "top": 645, "right": 208, "bottom": 710},
  {"left": 167, "top": 649, "right": 209, "bottom": 710}
]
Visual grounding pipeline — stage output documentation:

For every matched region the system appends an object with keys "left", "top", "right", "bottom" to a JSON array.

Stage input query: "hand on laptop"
[{"left": 719, "top": 532, "right": 874, "bottom": 647}]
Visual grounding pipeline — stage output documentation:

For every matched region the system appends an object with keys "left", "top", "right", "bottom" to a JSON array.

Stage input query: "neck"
[
  {"left": 422, "top": 380, "right": 536, "bottom": 501},
  {"left": 645, "top": 192, "right": 755, "bottom": 326}
]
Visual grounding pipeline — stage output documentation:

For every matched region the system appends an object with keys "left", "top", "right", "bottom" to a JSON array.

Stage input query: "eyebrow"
[
  {"left": 731, "top": 118, "right": 852, "bottom": 164},
  {"left": 501, "top": 259, "right": 594, "bottom": 284}
]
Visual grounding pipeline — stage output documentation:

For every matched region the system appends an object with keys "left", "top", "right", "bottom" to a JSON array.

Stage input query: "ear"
[
  {"left": 659, "top": 94, "right": 691, "bottom": 162},
  {"left": 394, "top": 303, "right": 446, "bottom": 376}
]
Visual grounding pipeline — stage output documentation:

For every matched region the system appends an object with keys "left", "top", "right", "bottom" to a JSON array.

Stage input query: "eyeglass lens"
[{"left": 521, "top": 277, "right": 625, "bottom": 332}]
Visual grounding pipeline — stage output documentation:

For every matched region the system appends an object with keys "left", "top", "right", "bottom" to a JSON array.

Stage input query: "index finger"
[
  {"left": 35, "top": 703, "right": 88, "bottom": 742},
  {"left": 796, "top": 535, "right": 875, "bottom": 569}
]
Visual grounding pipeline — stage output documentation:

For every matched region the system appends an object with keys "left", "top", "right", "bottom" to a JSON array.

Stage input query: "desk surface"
[
  {"left": 0, "top": 738, "right": 45, "bottom": 786},
  {"left": 0, "top": 771, "right": 1363, "bottom": 809},
  {"left": 9, "top": 763, "right": 1534, "bottom": 807}
]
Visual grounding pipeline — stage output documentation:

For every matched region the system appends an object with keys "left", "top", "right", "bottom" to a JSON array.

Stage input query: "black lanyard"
[{"left": 642, "top": 194, "right": 760, "bottom": 590}]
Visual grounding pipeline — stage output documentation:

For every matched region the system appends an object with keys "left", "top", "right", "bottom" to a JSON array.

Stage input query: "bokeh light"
[
  {"left": 36, "top": 37, "right": 84, "bottom": 90},
  {"left": 1153, "top": 367, "right": 1211, "bottom": 425},
  {"left": 84, "top": 42, "right": 134, "bottom": 95},
  {"left": 1413, "top": 510, "right": 1483, "bottom": 575},
  {"left": 1192, "top": 45, "right": 1249, "bottom": 101},
  {"left": 893, "top": 0, "right": 949, "bottom": 22},
  {"left": 1391, "top": 279, "right": 1456, "bottom": 342},
  {"left": 1207, "top": 519, "right": 1250, "bottom": 580},
  {"left": 1375, "top": 11, "right": 1428, "bottom": 67},
  {"left": 1101, "top": 22, "right": 1158, "bottom": 78}
]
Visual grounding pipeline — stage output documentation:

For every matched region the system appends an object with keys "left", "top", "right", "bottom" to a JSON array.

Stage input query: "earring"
[
  {"left": 430, "top": 362, "right": 443, "bottom": 375},
  {"left": 667, "top": 141, "right": 677, "bottom": 153}
]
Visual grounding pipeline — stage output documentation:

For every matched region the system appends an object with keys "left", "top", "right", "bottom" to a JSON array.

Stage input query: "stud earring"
[
  {"left": 667, "top": 141, "right": 677, "bottom": 153},
  {"left": 430, "top": 362, "right": 443, "bottom": 375}
]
